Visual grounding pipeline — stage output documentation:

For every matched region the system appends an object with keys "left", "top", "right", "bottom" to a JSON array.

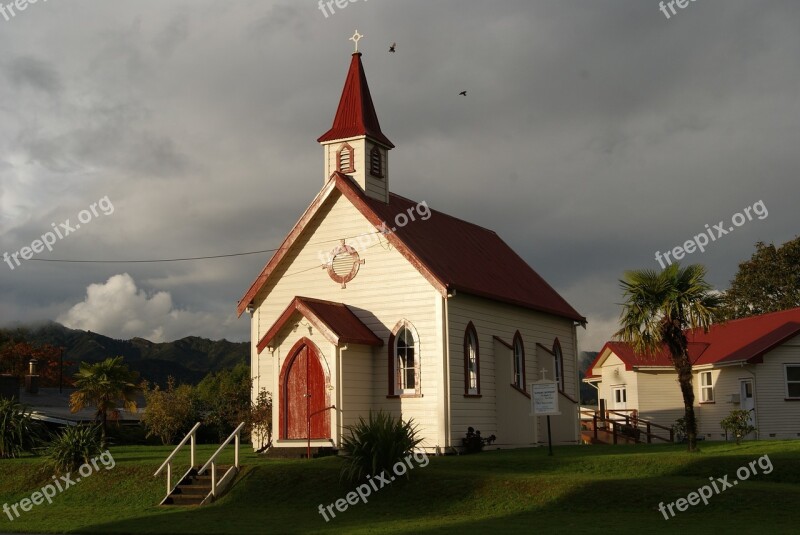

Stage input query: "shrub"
[
  {"left": 250, "top": 389, "right": 273, "bottom": 452},
  {"left": 340, "top": 410, "right": 422, "bottom": 483},
  {"left": 0, "top": 398, "right": 41, "bottom": 458},
  {"left": 45, "top": 425, "right": 103, "bottom": 474},
  {"left": 461, "top": 427, "right": 497, "bottom": 453},
  {"left": 720, "top": 409, "right": 756, "bottom": 444},
  {"left": 673, "top": 417, "right": 688, "bottom": 443},
  {"left": 142, "top": 377, "right": 198, "bottom": 445}
]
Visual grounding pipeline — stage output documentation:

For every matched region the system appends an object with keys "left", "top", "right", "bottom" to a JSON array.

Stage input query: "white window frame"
[
  {"left": 396, "top": 326, "right": 417, "bottom": 395},
  {"left": 466, "top": 328, "right": 479, "bottom": 395},
  {"left": 700, "top": 371, "right": 714, "bottom": 402},
  {"left": 786, "top": 364, "right": 800, "bottom": 399}
]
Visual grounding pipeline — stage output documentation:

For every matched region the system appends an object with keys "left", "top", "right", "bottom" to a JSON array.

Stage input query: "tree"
[
  {"left": 722, "top": 237, "right": 800, "bottom": 319},
  {"left": 615, "top": 264, "right": 721, "bottom": 451},
  {"left": 250, "top": 389, "right": 273, "bottom": 452},
  {"left": 69, "top": 356, "right": 142, "bottom": 446},
  {"left": 0, "top": 341, "right": 72, "bottom": 388},
  {"left": 194, "top": 363, "right": 251, "bottom": 441},
  {"left": 142, "top": 377, "right": 197, "bottom": 444}
]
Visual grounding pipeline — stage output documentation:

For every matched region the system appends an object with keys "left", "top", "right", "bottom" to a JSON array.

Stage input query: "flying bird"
[
  {"left": 459, "top": 91, "right": 467, "bottom": 96},
  {"left": 389, "top": 42, "right": 396, "bottom": 53}
]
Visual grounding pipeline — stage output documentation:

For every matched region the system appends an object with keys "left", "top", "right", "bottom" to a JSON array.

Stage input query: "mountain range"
[{"left": 0, "top": 322, "right": 248, "bottom": 385}]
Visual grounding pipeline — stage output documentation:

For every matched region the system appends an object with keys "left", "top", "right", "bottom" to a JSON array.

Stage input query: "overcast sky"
[{"left": 1, "top": 0, "right": 798, "bottom": 352}]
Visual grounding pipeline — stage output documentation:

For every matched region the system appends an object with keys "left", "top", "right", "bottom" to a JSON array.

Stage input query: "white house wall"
[
  {"left": 596, "top": 354, "right": 639, "bottom": 415},
  {"left": 752, "top": 338, "right": 800, "bottom": 440}
]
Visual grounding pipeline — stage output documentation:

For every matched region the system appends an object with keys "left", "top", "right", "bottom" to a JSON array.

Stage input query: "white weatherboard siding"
[
  {"left": 339, "top": 344, "right": 374, "bottom": 431},
  {"left": 250, "top": 191, "right": 443, "bottom": 448},
  {"left": 447, "top": 293, "right": 579, "bottom": 446},
  {"left": 695, "top": 368, "right": 743, "bottom": 440},
  {"left": 635, "top": 371, "right": 683, "bottom": 433},
  {"left": 754, "top": 339, "right": 800, "bottom": 439}
]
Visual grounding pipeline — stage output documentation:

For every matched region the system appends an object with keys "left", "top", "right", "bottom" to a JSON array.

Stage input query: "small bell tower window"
[
  {"left": 337, "top": 143, "right": 355, "bottom": 173},
  {"left": 369, "top": 145, "right": 384, "bottom": 178}
]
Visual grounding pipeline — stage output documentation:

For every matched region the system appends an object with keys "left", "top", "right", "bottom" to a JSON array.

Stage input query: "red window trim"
[
  {"left": 553, "top": 338, "right": 565, "bottom": 392},
  {"left": 463, "top": 322, "right": 480, "bottom": 396},
  {"left": 513, "top": 330, "right": 526, "bottom": 391}
]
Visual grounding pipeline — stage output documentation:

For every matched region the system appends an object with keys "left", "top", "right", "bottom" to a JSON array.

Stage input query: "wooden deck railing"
[{"left": 581, "top": 410, "right": 673, "bottom": 444}]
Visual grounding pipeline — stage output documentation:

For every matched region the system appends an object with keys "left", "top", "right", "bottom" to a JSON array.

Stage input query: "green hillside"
[{"left": 0, "top": 322, "right": 248, "bottom": 385}]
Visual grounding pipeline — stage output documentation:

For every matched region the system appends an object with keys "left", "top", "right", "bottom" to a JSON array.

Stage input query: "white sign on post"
[{"left": 531, "top": 381, "right": 560, "bottom": 415}]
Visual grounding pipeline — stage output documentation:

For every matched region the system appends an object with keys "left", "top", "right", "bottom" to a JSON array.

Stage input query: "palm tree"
[
  {"left": 615, "top": 264, "right": 721, "bottom": 451},
  {"left": 69, "top": 356, "right": 141, "bottom": 446}
]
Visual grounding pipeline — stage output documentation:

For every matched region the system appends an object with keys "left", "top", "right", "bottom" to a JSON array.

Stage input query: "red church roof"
[
  {"left": 317, "top": 53, "right": 394, "bottom": 148},
  {"left": 257, "top": 296, "right": 383, "bottom": 353},
  {"left": 586, "top": 307, "right": 800, "bottom": 375},
  {"left": 238, "top": 173, "right": 585, "bottom": 323}
]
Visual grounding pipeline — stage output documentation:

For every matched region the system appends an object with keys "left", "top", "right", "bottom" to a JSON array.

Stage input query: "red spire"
[{"left": 317, "top": 53, "right": 394, "bottom": 148}]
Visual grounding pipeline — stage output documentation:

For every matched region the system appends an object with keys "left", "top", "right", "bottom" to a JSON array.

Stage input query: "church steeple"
[{"left": 318, "top": 32, "right": 393, "bottom": 203}]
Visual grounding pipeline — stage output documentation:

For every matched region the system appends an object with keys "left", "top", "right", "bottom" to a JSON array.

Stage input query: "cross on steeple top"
[{"left": 349, "top": 30, "right": 363, "bottom": 53}]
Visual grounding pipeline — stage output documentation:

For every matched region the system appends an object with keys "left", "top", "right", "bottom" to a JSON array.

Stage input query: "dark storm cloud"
[{"left": 0, "top": 0, "right": 798, "bottom": 349}]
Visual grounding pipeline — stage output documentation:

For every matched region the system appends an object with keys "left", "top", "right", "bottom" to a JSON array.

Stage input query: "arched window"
[
  {"left": 553, "top": 338, "right": 564, "bottom": 392},
  {"left": 337, "top": 143, "right": 355, "bottom": 173},
  {"left": 369, "top": 145, "right": 384, "bottom": 178},
  {"left": 388, "top": 321, "right": 420, "bottom": 396},
  {"left": 464, "top": 323, "right": 480, "bottom": 396},
  {"left": 513, "top": 331, "right": 525, "bottom": 390}
]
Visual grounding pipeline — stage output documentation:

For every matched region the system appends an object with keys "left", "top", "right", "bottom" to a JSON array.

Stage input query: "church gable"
[{"left": 246, "top": 186, "right": 440, "bottom": 338}]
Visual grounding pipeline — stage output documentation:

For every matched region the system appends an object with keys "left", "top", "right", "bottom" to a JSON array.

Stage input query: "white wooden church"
[{"left": 237, "top": 36, "right": 586, "bottom": 453}]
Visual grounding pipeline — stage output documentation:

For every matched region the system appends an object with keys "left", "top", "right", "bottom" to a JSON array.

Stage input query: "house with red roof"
[
  {"left": 237, "top": 44, "right": 586, "bottom": 454},
  {"left": 583, "top": 308, "right": 800, "bottom": 441}
]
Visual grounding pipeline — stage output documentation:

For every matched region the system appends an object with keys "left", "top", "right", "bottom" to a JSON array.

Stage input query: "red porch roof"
[{"left": 256, "top": 296, "right": 382, "bottom": 353}]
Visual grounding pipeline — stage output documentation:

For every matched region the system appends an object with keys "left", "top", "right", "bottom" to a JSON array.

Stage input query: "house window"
[
  {"left": 700, "top": 371, "right": 714, "bottom": 402},
  {"left": 464, "top": 323, "right": 480, "bottom": 396},
  {"left": 337, "top": 143, "right": 355, "bottom": 173},
  {"left": 786, "top": 365, "right": 800, "bottom": 398},
  {"left": 553, "top": 338, "right": 564, "bottom": 392},
  {"left": 388, "top": 322, "right": 420, "bottom": 396},
  {"left": 512, "top": 331, "right": 525, "bottom": 390},
  {"left": 369, "top": 145, "right": 383, "bottom": 178}
]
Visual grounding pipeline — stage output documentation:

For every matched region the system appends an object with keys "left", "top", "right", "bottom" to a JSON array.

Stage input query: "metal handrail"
[
  {"left": 197, "top": 421, "right": 245, "bottom": 499},
  {"left": 153, "top": 421, "right": 202, "bottom": 497}
]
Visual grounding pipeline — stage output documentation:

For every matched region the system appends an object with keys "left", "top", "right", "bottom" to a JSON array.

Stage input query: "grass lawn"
[{"left": 2, "top": 440, "right": 799, "bottom": 534}]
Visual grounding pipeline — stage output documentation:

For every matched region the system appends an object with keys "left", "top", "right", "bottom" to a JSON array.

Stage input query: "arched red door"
[{"left": 281, "top": 341, "right": 330, "bottom": 440}]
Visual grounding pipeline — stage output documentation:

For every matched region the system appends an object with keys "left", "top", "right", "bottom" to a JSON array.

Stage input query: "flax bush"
[{"left": 339, "top": 410, "right": 422, "bottom": 484}]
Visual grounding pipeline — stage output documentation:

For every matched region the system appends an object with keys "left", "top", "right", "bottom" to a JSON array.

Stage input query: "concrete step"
[{"left": 262, "top": 447, "right": 337, "bottom": 459}]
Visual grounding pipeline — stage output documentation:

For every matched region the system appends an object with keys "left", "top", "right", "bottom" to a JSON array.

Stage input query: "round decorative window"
[{"left": 326, "top": 242, "right": 363, "bottom": 288}]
